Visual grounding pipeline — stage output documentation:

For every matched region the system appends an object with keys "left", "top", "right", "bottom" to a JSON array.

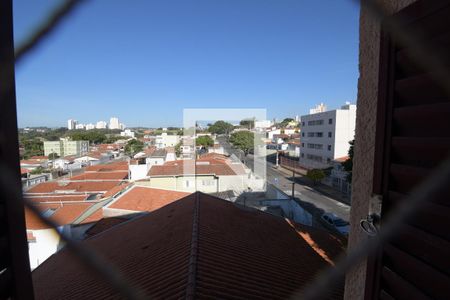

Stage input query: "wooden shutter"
[{"left": 369, "top": 0, "right": 450, "bottom": 299}]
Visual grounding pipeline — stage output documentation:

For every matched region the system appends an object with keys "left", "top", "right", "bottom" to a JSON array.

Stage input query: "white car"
[{"left": 321, "top": 213, "right": 350, "bottom": 236}]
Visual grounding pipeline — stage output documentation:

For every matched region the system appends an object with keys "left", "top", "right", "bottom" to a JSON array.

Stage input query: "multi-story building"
[
  {"left": 85, "top": 123, "right": 95, "bottom": 130},
  {"left": 75, "top": 123, "right": 85, "bottom": 130},
  {"left": 44, "top": 139, "right": 89, "bottom": 157},
  {"left": 109, "top": 117, "right": 120, "bottom": 129},
  {"left": 120, "top": 129, "right": 135, "bottom": 138},
  {"left": 96, "top": 121, "right": 107, "bottom": 129},
  {"left": 67, "top": 119, "right": 77, "bottom": 130},
  {"left": 155, "top": 133, "right": 180, "bottom": 149},
  {"left": 299, "top": 102, "right": 356, "bottom": 169}
]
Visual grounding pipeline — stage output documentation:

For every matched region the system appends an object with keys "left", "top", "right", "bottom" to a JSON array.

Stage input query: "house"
[
  {"left": 322, "top": 156, "right": 351, "bottom": 197},
  {"left": 102, "top": 185, "right": 190, "bottom": 217},
  {"left": 20, "top": 159, "right": 49, "bottom": 170},
  {"left": 155, "top": 132, "right": 180, "bottom": 148},
  {"left": 299, "top": 102, "right": 356, "bottom": 169},
  {"left": 52, "top": 155, "right": 82, "bottom": 171},
  {"left": 142, "top": 154, "right": 250, "bottom": 193},
  {"left": 31, "top": 193, "right": 346, "bottom": 299},
  {"left": 25, "top": 201, "right": 101, "bottom": 270}
]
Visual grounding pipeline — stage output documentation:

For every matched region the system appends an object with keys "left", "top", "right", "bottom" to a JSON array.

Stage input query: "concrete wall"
[
  {"left": 28, "top": 228, "right": 61, "bottom": 270},
  {"left": 344, "top": 1, "right": 417, "bottom": 299},
  {"left": 129, "top": 164, "right": 150, "bottom": 181}
]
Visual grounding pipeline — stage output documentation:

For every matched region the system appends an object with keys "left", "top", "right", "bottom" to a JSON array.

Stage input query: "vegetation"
[
  {"left": 124, "top": 139, "right": 144, "bottom": 156},
  {"left": 20, "top": 139, "right": 44, "bottom": 159},
  {"left": 306, "top": 169, "right": 326, "bottom": 185},
  {"left": 229, "top": 131, "right": 254, "bottom": 155},
  {"left": 341, "top": 139, "right": 354, "bottom": 182},
  {"left": 30, "top": 167, "right": 45, "bottom": 175},
  {"left": 48, "top": 152, "right": 59, "bottom": 160},
  {"left": 196, "top": 136, "right": 214, "bottom": 147},
  {"left": 279, "top": 118, "right": 295, "bottom": 128},
  {"left": 175, "top": 142, "right": 182, "bottom": 157},
  {"left": 208, "top": 120, "right": 234, "bottom": 135},
  {"left": 240, "top": 119, "right": 254, "bottom": 130}
]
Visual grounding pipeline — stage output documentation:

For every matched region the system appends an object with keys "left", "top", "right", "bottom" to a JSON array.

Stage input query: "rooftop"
[
  {"left": 107, "top": 186, "right": 190, "bottom": 212},
  {"left": 32, "top": 193, "right": 345, "bottom": 299},
  {"left": 85, "top": 161, "right": 129, "bottom": 172},
  {"left": 26, "top": 181, "right": 123, "bottom": 194},
  {"left": 25, "top": 202, "right": 95, "bottom": 230},
  {"left": 69, "top": 171, "right": 129, "bottom": 181}
]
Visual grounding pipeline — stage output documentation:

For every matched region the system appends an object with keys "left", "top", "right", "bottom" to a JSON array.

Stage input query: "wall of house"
[
  {"left": 129, "top": 164, "right": 149, "bottom": 181},
  {"left": 344, "top": 1, "right": 417, "bottom": 299},
  {"left": 261, "top": 199, "right": 313, "bottom": 226},
  {"left": 28, "top": 228, "right": 61, "bottom": 270}
]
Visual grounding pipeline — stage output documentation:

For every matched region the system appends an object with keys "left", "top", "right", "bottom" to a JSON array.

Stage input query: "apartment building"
[
  {"left": 299, "top": 102, "right": 356, "bottom": 169},
  {"left": 155, "top": 133, "right": 180, "bottom": 148},
  {"left": 43, "top": 139, "right": 89, "bottom": 157}
]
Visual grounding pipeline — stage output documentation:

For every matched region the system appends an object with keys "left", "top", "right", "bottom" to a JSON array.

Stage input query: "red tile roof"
[
  {"left": 20, "top": 159, "right": 43, "bottom": 165},
  {"left": 32, "top": 193, "right": 344, "bottom": 299},
  {"left": 148, "top": 157, "right": 246, "bottom": 176},
  {"left": 83, "top": 217, "right": 130, "bottom": 238},
  {"left": 24, "top": 194, "right": 89, "bottom": 203},
  {"left": 26, "top": 181, "right": 122, "bottom": 194},
  {"left": 334, "top": 156, "right": 350, "bottom": 162},
  {"left": 108, "top": 186, "right": 190, "bottom": 212},
  {"left": 69, "top": 171, "right": 129, "bottom": 181},
  {"left": 101, "top": 182, "right": 131, "bottom": 198},
  {"left": 21, "top": 168, "right": 30, "bottom": 175},
  {"left": 85, "top": 161, "right": 129, "bottom": 172},
  {"left": 25, "top": 202, "right": 94, "bottom": 230}
]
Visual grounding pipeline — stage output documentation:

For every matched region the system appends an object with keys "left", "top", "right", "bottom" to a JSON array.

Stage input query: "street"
[{"left": 217, "top": 136, "right": 351, "bottom": 221}]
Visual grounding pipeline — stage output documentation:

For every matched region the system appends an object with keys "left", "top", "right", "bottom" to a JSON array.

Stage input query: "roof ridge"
[{"left": 185, "top": 193, "right": 200, "bottom": 299}]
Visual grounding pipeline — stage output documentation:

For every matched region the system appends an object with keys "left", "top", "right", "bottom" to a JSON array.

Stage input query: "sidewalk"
[{"left": 278, "top": 165, "right": 351, "bottom": 206}]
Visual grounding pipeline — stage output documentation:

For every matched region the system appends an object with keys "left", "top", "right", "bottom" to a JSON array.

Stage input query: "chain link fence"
[{"left": 5, "top": 0, "right": 450, "bottom": 299}]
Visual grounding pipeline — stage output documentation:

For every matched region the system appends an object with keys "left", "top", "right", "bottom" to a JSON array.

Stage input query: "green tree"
[
  {"left": 342, "top": 139, "right": 354, "bottom": 182},
  {"left": 124, "top": 139, "right": 144, "bottom": 156},
  {"left": 208, "top": 120, "right": 234, "bottom": 135},
  {"left": 306, "top": 169, "right": 326, "bottom": 185},
  {"left": 21, "top": 139, "right": 44, "bottom": 159},
  {"left": 30, "top": 166, "right": 44, "bottom": 175},
  {"left": 175, "top": 141, "right": 182, "bottom": 157},
  {"left": 69, "top": 130, "right": 106, "bottom": 144},
  {"left": 280, "top": 118, "right": 295, "bottom": 127},
  {"left": 48, "top": 152, "right": 59, "bottom": 160},
  {"left": 239, "top": 119, "right": 254, "bottom": 130},
  {"left": 229, "top": 131, "right": 254, "bottom": 155},
  {"left": 196, "top": 135, "right": 214, "bottom": 147}
]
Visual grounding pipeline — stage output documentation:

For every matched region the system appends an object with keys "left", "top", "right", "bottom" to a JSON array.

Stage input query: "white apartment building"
[
  {"left": 120, "top": 129, "right": 135, "bottom": 138},
  {"left": 75, "top": 123, "right": 85, "bottom": 130},
  {"left": 109, "top": 117, "right": 120, "bottom": 129},
  {"left": 85, "top": 123, "right": 95, "bottom": 130},
  {"left": 96, "top": 121, "right": 107, "bottom": 129},
  {"left": 155, "top": 133, "right": 180, "bottom": 149},
  {"left": 67, "top": 119, "right": 77, "bottom": 130},
  {"left": 299, "top": 102, "right": 356, "bottom": 169}
]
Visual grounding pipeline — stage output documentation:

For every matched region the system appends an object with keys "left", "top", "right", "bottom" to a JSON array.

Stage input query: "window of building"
[
  {"left": 301, "top": 153, "right": 304, "bottom": 158},
  {"left": 328, "top": 145, "right": 332, "bottom": 151},
  {"left": 328, "top": 118, "right": 332, "bottom": 124},
  {"left": 301, "top": 143, "right": 304, "bottom": 147},
  {"left": 308, "top": 132, "right": 314, "bottom": 137},
  {"left": 327, "top": 158, "right": 331, "bottom": 163},
  {"left": 316, "top": 132, "right": 323, "bottom": 137},
  {"left": 328, "top": 132, "right": 332, "bottom": 138},
  {"left": 302, "top": 122, "right": 305, "bottom": 126},
  {"left": 302, "top": 132, "right": 305, "bottom": 137}
]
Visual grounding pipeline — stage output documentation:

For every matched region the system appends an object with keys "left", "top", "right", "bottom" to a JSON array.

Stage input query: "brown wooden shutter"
[{"left": 369, "top": 0, "right": 450, "bottom": 299}]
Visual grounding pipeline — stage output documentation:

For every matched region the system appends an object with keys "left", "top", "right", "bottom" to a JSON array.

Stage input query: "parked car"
[{"left": 321, "top": 213, "right": 350, "bottom": 236}]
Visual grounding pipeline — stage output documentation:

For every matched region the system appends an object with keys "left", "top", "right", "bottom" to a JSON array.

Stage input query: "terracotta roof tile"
[
  {"left": 24, "top": 194, "right": 89, "bottom": 203},
  {"left": 334, "top": 156, "right": 350, "bottom": 162},
  {"left": 108, "top": 186, "right": 190, "bottom": 212},
  {"left": 84, "top": 217, "right": 130, "bottom": 238},
  {"left": 25, "top": 202, "right": 94, "bottom": 230},
  {"left": 101, "top": 182, "right": 131, "bottom": 198},
  {"left": 70, "top": 171, "right": 128, "bottom": 180},
  {"left": 32, "top": 193, "right": 344, "bottom": 299},
  {"left": 26, "top": 181, "right": 122, "bottom": 194},
  {"left": 85, "top": 161, "right": 129, "bottom": 172},
  {"left": 148, "top": 157, "right": 246, "bottom": 176},
  {"left": 21, "top": 168, "right": 31, "bottom": 175}
]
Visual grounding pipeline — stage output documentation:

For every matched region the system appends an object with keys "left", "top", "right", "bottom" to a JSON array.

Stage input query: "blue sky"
[{"left": 13, "top": 0, "right": 359, "bottom": 128}]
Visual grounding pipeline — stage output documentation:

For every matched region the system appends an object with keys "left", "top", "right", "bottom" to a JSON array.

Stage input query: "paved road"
[{"left": 217, "top": 136, "right": 351, "bottom": 221}]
